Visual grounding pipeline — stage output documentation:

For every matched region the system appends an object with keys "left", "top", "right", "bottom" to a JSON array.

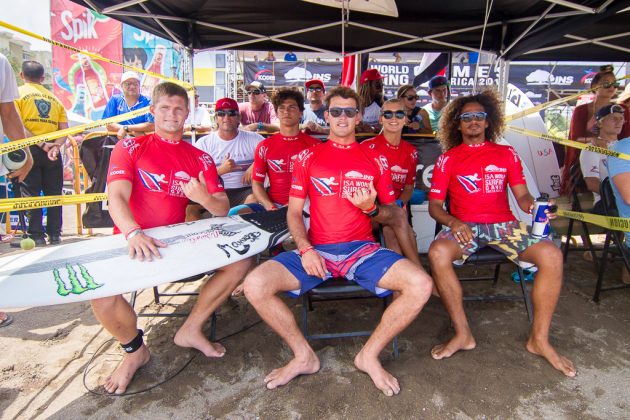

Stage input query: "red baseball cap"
[
  {"left": 360, "top": 69, "right": 384, "bottom": 84},
  {"left": 215, "top": 97, "right": 239, "bottom": 111},
  {"left": 305, "top": 79, "right": 326, "bottom": 90}
]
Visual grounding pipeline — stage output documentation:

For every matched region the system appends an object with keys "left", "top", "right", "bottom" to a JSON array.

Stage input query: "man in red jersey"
[
  {"left": 360, "top": 98, "right": 421, "bottom": 265},
  {"left": 427, "top": 90, "right": 576, "bottom": 377},
  {"left": 93, "top": 82, "right": 252, "bottom": 394},
  {"left": 243, "top": 86, "right": 433, "bottom": 396},
  {"left": 252, "top": 88, "right": 320, "bottom": 209}
]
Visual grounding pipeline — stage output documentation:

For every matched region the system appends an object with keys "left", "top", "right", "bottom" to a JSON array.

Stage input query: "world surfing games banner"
[
  {"left": 50, "top": 0, "right": 122, "bottom": 121},
  {"left": 122, "top": 26, "right": 183, "bottom": 98}
]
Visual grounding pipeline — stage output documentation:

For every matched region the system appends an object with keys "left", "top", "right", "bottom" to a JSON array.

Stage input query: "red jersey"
[
  {"left": 429, "top": 141, "right": 526, "bottom": 224},
  {"left": 290, "top": 140, "right": 395, "bottom": 245},
  {"left": 360, "top": 134, "right": 418, "bottom": 199},
  {"left": 252, "top": 132, "right": 320, "bottom": 205},
  {"left": 107, "top": 133, "right": 224, "bottom": 233}
]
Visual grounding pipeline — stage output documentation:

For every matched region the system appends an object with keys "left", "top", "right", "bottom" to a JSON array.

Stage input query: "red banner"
[{"left": 50, "top": 0, "right": 122, "bottom": 120}]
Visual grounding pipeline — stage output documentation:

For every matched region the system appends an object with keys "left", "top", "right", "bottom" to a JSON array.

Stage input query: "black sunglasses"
[
  {"left": 328, "top": 107, "right": 359, "bottom": 118},
  {"left": 247, "top": 90, "right": 262, "bottom": 95},
  {"left": 216, "top": 109, "right": 239, "bottom": 117},
  {"left": 404, "top": 95, "right": 419, "bottom": 101},
  {"left": 308, "top": 87, "right": 323, "bottom": 92},
  {"left": 459, "top": 111, "right": 487, "bottom": 122},
  {"left": 601, "top": 82, "right": 620, "bottom": 89},
  {"left": 381, "top": 110, "right": 406, "bottom": 120}
]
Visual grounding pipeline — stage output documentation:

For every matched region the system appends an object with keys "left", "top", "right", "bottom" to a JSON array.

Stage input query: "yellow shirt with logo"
[{"left": 15, "top": 83, "right": 67, "bottom": 136}]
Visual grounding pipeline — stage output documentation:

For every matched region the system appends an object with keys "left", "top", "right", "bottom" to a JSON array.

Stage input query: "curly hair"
[
  {"left": 437, "top": 89, "right": 504, "bottom": 151},
  {"left": 324, "top": 86, "right": 361, "bottom": 111},
  {"left": 271, "top": 88, "right": 305, "bottom": 112}
]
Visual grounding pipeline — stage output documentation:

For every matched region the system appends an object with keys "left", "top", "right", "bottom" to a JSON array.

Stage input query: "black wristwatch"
[
  {"left": 366, "top": 206, "right": 380, "bottom": 218},
  {"left": 123, "top": 125, "right": 130, "bottom": 133}
]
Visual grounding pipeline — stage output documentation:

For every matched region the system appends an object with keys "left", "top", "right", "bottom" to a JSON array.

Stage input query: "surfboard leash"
[{"left": 81, "top": 314, "right": 274, "bottom": 397}]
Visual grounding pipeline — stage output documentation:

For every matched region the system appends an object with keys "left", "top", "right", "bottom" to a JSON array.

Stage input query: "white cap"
[{"left": 121, "top": 71, "right": 140, "bottom": 84}]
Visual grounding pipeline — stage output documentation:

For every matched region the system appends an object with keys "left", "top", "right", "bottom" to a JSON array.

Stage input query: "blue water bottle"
[{"left": 531, "top": 194, "right": 550, "bottom": 238}]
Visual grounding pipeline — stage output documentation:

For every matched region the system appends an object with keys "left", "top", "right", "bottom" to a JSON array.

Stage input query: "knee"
[
  {"left": 428, "top": 240, "right": 455, "bottom": 267},
  {"left": 90, "top": 295, "right": 118, "bottom": 313},
  {"left": 400, "top": 270, "right": 433, "bottom": 305},
  {"left": 242, "top": 268, "right": 271, "bottom": 303},
  {"left": 223, "top": 257, "right": 254, "bottom": 278},
  {"left": 533, "top": 242, "right": 563, "bottom": 268}
]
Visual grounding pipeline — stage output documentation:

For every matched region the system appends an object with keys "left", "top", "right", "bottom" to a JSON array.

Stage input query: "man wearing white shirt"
[
  {"left": 190, "top": 98, "right": 263, "bottom": 217},
  {"left": 184, "top": 91, "right": 212, "bottom": 133}
]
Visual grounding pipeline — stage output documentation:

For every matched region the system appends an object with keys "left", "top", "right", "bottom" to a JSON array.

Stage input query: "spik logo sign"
[{"left": 59, "top": 10, "right": 101, "bottom": 43}]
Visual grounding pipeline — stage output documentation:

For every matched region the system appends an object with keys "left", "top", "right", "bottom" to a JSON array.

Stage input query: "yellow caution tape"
[
  {"left": 507, "top": 125, "right": 630, "bottom": 161},
  {"left": 0, "top": 193, "right": 107, "bottom": 212},
  {"left": 557, "top": 209, "right": 630, "bottom": 232},
  {"left": 505, "top": 74, "right": 630, "bottom": 122},
  {"left": 0, "top": 107, "right": 149, "bottom": 155},
  {"left": 0, "top": 20, "right": 192, "bottom": 90}
]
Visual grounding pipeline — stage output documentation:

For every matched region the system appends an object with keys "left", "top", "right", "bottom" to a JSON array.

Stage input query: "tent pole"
[{"left": 498, "top": 58, "right": 510, "bottom": 102}]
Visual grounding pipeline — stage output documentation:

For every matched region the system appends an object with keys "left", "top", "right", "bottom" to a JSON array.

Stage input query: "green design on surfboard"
[{"left": 53, "top": 264, "right": 103, "bottom": 297}]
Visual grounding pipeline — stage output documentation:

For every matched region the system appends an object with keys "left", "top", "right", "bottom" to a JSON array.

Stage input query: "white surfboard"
[
  {"left": 504, "top": 84, "right": 560, "bottom": 198},
  {"left": 0, "top": 208, "right": 289, "bottom": 310}
]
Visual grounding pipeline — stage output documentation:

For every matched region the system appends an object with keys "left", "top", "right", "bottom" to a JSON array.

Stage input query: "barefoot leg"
[
  {"left": 355, "top": 259, "right": 432, "bottom": 396},
  {"left": 174, "top": 258, "right": 253, "bottom": 357},
  {"left": 91, "top": 295, "right": 149, "bottom": 393},
  {"left": 520, "top": 242, "right": 576, "bottom": 377},
  {"left": 244, "top": 261, "right": 320, "bottom": 389},
  {"left": 428, "top": 239, "right": 477, "bottom": 360}
]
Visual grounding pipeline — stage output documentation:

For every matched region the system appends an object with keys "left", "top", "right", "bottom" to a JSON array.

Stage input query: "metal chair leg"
[{"left": 593, "top": 232, "right": 612, "bottom": 303}]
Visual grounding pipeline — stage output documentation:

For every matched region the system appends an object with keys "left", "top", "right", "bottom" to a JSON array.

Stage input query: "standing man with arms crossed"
[
  {"left": 239, "top": 81, "right": 279, "bottom": 133},
  {"left": 427, "top": 90, "right": 576, "bottom": 377},
  {"left": 14, "top": 60, "right": 68, "bottom": 246},
  {"left": 252, "top": 88, "right": 320, "bottom": 210},
  {"left": 243, "top": 87, "right": 433, "bottom": 396},
  {"left": 93, "top": 82, "right": 251, "bottom": 394}
]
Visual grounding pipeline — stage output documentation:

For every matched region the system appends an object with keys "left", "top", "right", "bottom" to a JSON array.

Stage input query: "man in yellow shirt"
[{"left": 14, "top": 60, "right": 68, "bottom": 245}]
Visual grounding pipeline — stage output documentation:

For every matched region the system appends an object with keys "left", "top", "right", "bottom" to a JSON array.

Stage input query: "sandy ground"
[{"left": 1, "top": 208, "right": 630, "bottom": 419}]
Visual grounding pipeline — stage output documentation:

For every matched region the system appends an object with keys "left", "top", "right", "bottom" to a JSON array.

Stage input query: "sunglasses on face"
[
  {"left": 459, "top": 111, "right": 487, "bottom": 122},
  {"left": 247, "top": 90, "right": 262, "bottom": 95},
  {"left": 328, "top": 107, "right": 359, "bottom": 118},
  {"left": 381, "top": 110, "right": 406, "bottom": 120},
  {"left": 216, "top": 109, "right": 239, "bottom": 117},
  {"left": 601, "top": 82, "right": 620, "bottom": 89},
  {"left": 308, "top": 87, "right": 323, "bottom": 92},
  {"left": 404, "top": 95, "right": 419, "bottom": 101},
  {"left": 122, "top": 81, "right": 138, "bottom": 88}
]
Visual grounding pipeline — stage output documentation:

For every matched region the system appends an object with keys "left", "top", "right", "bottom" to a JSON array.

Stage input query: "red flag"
[{"left": 341, "top": 55, "right": 356, "bottom": 87}]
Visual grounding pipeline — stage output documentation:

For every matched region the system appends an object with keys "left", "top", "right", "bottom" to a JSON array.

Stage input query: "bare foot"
[
  {"left": 526, "top": 337, "right": 576, "bottom": 377},
  {"left": 431, "top": 333, "right": 476, "bottom": 360},
  {"left": 231, "top": 283, "right": 244, "bottom": 297},
  {"left": 354, "top": 350, "right": 400, "bottom": 396},
  {"left": 264, "top": 352, "right": 320, "bottom": 390},
  {"left": 174, "top": 326, "right": 226, "bottom": 357},
  {"left": 104, "top": 345, "right": 150, "bottom": 394}
]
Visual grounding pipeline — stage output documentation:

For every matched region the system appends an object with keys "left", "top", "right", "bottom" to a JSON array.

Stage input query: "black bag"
[{"left": 81, "top": 135, "right": 117, "bottom": 228}]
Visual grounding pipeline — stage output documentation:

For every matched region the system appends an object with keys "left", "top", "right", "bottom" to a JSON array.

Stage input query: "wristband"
[
  {"left": 362, "top": 204, "right": 377, "bottom": 214},
  {"left": 365, "top": 205, "right": 380, "bottom": 218},
  {"left": 257, "top": 121, "right": 263, "bottom": 130},
  {"left": 299, "top": 245, "right": 314, "bottom": 257},
  {"left": 125, "top": 226, "right": 142, "bottom": 240}
]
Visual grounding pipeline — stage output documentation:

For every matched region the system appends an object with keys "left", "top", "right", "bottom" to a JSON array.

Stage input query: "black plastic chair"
[
  {"left": 300, "top": 227, "right": 399, "bottom": 358},
  {"left": 592, "top": 178, "right": 630, "bottom": 302},
  {"left": 561, "top": 163, "right": 601, "bottom": 273}
]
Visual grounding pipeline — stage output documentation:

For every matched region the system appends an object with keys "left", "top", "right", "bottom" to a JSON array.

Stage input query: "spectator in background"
[
  {"left": 239, "top": 81, "right": 279, "bottom": 132},
  {"left": 561, "top": 66, "right": 629, "bottom": 195},
  {"left": 393, "top": 53, "right": 402, "bottom": 63},
  {"left": 284, "top": 52, "right": 298, "bottom": 62},
  {"left": 103, "top": 71, "right": 154, "bottom": 140},
  {"left": 357, "top": 69, "right": 385, "bottom": 133},
  {"left": 14, "top": 60, "right": 68, "bottom": 246},
  {"left": 301, "top": 79, "right": 329, "bottom": 134},
  {"left": 192, "top": 98, "right": 263, "bottom": 212},
  {"left": 422, "top": 75, "right": 449, "bottom": 133},
  {"left": 265, "top": 51, "right": 276, "bottom": 62},
  {"left": 579, "top": 104, "right": 624, "bottom": 214},
  {"left": 123, "top": 48, "right": 148, "bottom": 71},
  {"left": 608, "top": 135, "right": 630, "bottom": 284},
  {"left": 184, "top": 90, "right": 212, "bottom": 133},
  {"left": 397, "top": 84, "right": 432, "bottom": 135}
]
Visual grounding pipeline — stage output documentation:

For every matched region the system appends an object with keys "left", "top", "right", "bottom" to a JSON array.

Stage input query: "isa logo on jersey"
[
  {"left": 138, "top": 168, "right": 167, "bottom": 192},
  {"left": 456, "top": 174, "right": 482, "bottom": 193},
  {"left": 310, "top": 176, "right": 338, "bottom": 196}
]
